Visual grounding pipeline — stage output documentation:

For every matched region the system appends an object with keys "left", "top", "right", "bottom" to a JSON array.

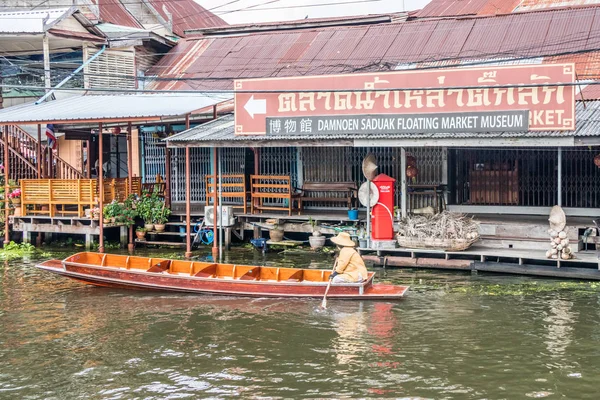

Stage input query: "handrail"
[{"left": 8, "top": 124, "right": 84, "bottom": 179}]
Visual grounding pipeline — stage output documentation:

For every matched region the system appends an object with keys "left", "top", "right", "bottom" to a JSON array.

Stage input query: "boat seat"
[{"left": 147, "top": 260, "right": 171, "bottom": 273}]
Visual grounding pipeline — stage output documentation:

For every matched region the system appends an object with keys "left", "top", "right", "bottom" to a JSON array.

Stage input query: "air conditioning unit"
[{"left": 204, "top": 206, "right": 235, "bottom": 227}]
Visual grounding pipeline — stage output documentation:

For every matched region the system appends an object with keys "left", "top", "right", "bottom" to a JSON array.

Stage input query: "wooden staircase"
[{"left": 0, "top": 125, "right": 83, "bottom": 181}]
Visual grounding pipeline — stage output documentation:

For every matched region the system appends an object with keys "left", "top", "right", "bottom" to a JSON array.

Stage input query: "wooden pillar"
[
  {"left": 185, "top": 145, "right": 192, "bottom": 258},
  {"left": 42, "top": 35, "right": 51, "bottom": 92},
  {"left": 401, "top": 147, "right": 408, "bottom": 219},
  {"left": 165, "top": 147, "right": 171, "bottom": 209},
  {"left": 212, "top": 147, "right": 218, "bottom": 256},
  {"left": 127, "top": 122, "right": 134, "bottom": 253},
  {"left": 3, "top": 126, "right": 10, "bottom": 245},
  {"left": 37, "top": 125, "right": 42, "bottom": 178},
  {"left": 557, "top": 147, "right": 562, "bottom": 207},
  {"left": 86, "top": 139, "right": 91, "bottom": 178},
  {"left": 98, "top": 123, "right": 105, "bottom": 253}
]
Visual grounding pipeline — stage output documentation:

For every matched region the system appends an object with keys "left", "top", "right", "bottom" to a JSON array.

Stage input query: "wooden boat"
[{"left": 35, "top": 252, "right": 408, "bottom": 300}]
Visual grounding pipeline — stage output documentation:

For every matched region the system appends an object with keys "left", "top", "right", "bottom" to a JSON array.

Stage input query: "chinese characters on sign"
[{"left": 234, "top": 64, "right": 575, "bottom": 135}]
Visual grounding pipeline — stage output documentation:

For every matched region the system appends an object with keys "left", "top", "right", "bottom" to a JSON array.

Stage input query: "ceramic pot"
[
  {"left": 136, "top": 231, "right": 146, "bottom": 240},
  {"left": 309, "top": 235, "right": 326, "bottom": 250},
  {"left": 144, "top": 223, "right": 154, "bottom": 231},
  {"left": 154, "top": 224, "right": 166, "bottom": 232},
  {"left": 13, "top": 206, "right": 21, "bottom": 217},
  {"left": 269, "top": 229, "right": 284, "bottom": 242},
  {"left": 10, "top": 198, "right": 20, "bottom": 207}
]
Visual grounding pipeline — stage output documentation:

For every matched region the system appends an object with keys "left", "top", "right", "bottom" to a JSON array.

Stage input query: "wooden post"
[
  {"left": 127, "top": 122, "right": 134, "bottom": 253},
  {"left": 557, "top": 147, "right": 562, "bottom": 207},
  {"left": 98, "top": 123, "right": 105, "bottom": 253},
  {"left": 3, "top": 126, "right": 10, "bottom": 245},
  {"left": 212, "top": 147, "right": 218, "bottom": 256},
  {"left": 185, "top": 115, "right": 192, "bottom": 258},
  {"left": 86, "top": 139, "right": 91, "bottom": 178},
  {"left": 401, "top": 147, "right": 408, "bottom": 219},
  {"left": 37, "top": 125, "right": 42, "bottom": 178},
  {"left": 165, "top": 147, "right": 171, "bottom": 209},
  {"left": 185, "top": 145, "right": 192, "bottom": 258}
]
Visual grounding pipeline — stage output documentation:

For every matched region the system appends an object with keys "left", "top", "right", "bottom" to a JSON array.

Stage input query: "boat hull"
[{"left": 36, "top": 260, "right": 408, "bottom": 300}]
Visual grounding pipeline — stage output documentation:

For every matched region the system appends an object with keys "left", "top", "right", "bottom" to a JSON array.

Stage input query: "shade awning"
[
  {"left": 0, "top": 93, "right": 232, "bottom": 125},
  {"left": 165, "top": 101, "right": 600, "bottom": 148}
]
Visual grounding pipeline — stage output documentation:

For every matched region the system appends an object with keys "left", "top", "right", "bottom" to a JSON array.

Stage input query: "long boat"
[{"left": 35, "top": 252, "right": 408, "bottom": 300}]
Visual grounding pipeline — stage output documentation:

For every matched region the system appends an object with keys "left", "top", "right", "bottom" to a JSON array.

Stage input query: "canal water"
[{"left": 2, "top": 248, "right": 600, "bottom": 399}]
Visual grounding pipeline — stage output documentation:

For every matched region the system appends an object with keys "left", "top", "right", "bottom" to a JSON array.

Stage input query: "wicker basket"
[{"left": 396, "top": 236, "right": 479, "bottom": 251}]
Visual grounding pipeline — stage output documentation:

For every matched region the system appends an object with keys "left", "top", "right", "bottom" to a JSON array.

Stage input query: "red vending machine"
[{"left": 371, "top": 173, "right": 396, "bottom": 240}]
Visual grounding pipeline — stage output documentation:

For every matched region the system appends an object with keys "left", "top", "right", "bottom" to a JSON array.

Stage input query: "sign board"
[{"left": 234, "top": 64, "right": 575, "bottom": 135}]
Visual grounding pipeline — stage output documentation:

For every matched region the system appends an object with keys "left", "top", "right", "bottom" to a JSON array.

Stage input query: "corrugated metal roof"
[
  {"left": 414, "top": 0, "right": 521, "bottom": 17},
  {"left": 0, "top": 8, "right": 72, "bottom": 34},
  {"left": 0, "top": 94, "right": 231, "bottom": 124},
  {"left": 516, "top": 0, "right": 600, "bottom": 12},
  {"left": 96, "top": 0, "right": 143, "bottom": 29},
  {"left": 166, "top": 102, "right": 600, "bottom": 146},
  {"left": 147, "top": 0, "right": 226, "bottom": 37},
  {"left": 148, "top": 6, "right": 600, "bottom": 90}
]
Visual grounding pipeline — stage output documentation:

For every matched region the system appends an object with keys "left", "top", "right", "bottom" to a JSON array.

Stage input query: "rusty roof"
[
  {"left": 414, "top": 0, "right": 522, "bottom": 17},
  {"left": 148, "top": 6, "right": 600, "bottom": 91},
  {"left": 165, "top": 101, "right": 600, "bottom": 148},
  {"left": 96, "top": 0, "right": 142, "bottom": 29},
  {"left": 146, "top": 0, "right": 226, "bottom": 37}
]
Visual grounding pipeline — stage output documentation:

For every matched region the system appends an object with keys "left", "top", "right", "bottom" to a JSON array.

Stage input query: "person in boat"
[{"left": 330, "top": 232, "right": 369, "bottom": 284}]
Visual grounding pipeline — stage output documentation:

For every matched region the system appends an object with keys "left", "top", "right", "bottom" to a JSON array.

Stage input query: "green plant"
[
  {"left": 136, "top": 226, "right": 147, "bottom": 232},
  {"left": 103, "top": 200, "right": 123, "bottom": 222},
  {"left": 136, "top": 191, "right": 161, "bottom": 224},
  {"left": 153, "top": 200, "right": 171, "bottom": 224}
]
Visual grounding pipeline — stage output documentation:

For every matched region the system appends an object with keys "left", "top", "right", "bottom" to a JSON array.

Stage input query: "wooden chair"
[
  {"left": 250, "top": 175, "right": 299, "bottom": 216},
  {"left": 205, "top": 174, "right": 248, "bottom": 214}
]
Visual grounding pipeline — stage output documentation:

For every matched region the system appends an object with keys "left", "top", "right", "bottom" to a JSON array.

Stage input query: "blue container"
[{"left": 348, "top": 209, "right": 359, "bottom": 220}]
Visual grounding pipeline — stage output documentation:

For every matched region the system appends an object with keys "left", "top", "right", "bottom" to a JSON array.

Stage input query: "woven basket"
[{"left": 396, "top": 236, "right": 479, "bottom": 251}]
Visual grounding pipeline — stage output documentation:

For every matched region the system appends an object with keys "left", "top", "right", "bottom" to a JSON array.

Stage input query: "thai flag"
[{"left": 46, "top": 124, "right": 56, "bottom": 150}]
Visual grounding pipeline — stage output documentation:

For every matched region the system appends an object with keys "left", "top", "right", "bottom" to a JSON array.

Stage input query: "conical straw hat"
[
  {"left": 548, "top": 205, "right": 566, "bottom": 232},
  {"left": 362, "top": 153, "right": 378, "bottom": 181},
  {"left": 331, "top": 232, "right": 356, "bottom": 247}
]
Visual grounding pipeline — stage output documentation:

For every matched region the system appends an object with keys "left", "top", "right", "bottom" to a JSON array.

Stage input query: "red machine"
[{"left": 371, "top": 174, "right": 396, "bottom": 240}]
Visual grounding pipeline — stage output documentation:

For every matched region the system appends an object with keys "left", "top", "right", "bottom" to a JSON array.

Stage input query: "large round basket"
[{"left": 397, "top": 236, "right": 479, "bottom": 251}]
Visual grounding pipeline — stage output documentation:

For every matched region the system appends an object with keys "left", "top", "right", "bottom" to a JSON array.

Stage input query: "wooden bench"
[
  {"left": 21, "top": 179, "right": 97, "bottom": 217},
  {"left": 298, "top": 181, "right": 358, "bottom": 211},
  {"left": 250, "top": 175, "right": 299, "bottom": 216},
  {"left": 206, "top": 174, "right": 248, "bottom": 214}
]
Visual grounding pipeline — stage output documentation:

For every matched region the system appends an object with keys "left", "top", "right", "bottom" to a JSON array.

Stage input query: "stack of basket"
[{"left": 546, "top": 206, "right": 574, "bottom": 260}]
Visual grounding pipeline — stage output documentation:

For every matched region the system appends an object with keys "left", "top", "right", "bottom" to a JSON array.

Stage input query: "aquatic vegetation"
[{"left": 0, "top": 241, "right": 43, "bottom": 260}]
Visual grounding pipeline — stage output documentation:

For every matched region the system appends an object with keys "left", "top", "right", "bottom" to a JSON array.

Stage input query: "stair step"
[{"left": 135, "top": 239, "right": 186, "bottom": 247}]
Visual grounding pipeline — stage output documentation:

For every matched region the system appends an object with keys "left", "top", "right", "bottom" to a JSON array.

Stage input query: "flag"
[{"left": 46, "top": 124, "right": 56, "bottom": 150}]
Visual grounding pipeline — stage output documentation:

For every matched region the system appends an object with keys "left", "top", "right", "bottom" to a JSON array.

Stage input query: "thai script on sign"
[{"left": 277, "top": 87, "right": 566, "bottom": 113}]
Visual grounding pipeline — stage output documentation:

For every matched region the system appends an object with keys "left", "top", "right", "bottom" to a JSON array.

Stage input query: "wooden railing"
[
  {"left": 2, "top": 125, "right": 84, "bottom": 181},
  {"left": 250, "top": 175, "right": 299, "bottom": 216},
  {"left": 102, "top": 177, "right": 143, "bottom": 202},
  {"left": 21, "top": 179, "right": 97, "bottom": 217}
]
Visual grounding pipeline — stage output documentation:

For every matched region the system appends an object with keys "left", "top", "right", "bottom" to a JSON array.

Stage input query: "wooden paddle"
[{"left": 320, "top": 258, "right": 338, "bottom": 309}]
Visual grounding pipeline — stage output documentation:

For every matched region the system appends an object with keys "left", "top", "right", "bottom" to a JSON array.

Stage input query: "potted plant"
[
  {"left": 136, "top": 191, "right": 157, "bottom": 231},
  {"left": 153, "top": 201, "right": 171, "bottom": 232},
  {"left": 118, "top": 195, "right": 138, "bottom": 227},
  {"left": 267, "top": 219, "right": 284, "bottom": 242},
  {"left": 135, "top": 226, "right": 147, "bottom": 240},
  {"left": 8, "top": 188, "right": 21, "bottom": 207},
  {"left": 308, "top": 217, "right": 326, "bottom": 249},
  {"left": 103, "top": 200, "right": 122, "bottom": 224}
]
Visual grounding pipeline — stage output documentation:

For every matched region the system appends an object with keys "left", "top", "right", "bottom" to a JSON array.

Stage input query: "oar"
[{"left": 321, "top": 258, "right": 338, "bottom": 309}]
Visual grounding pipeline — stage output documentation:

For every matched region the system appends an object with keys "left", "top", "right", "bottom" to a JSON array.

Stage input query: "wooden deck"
[
  {"left": 361, "top": 245, "right": 600, "bottom": 280},
  {"left": 11, "top": 215, "right": 128, "bottom": 249}
]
